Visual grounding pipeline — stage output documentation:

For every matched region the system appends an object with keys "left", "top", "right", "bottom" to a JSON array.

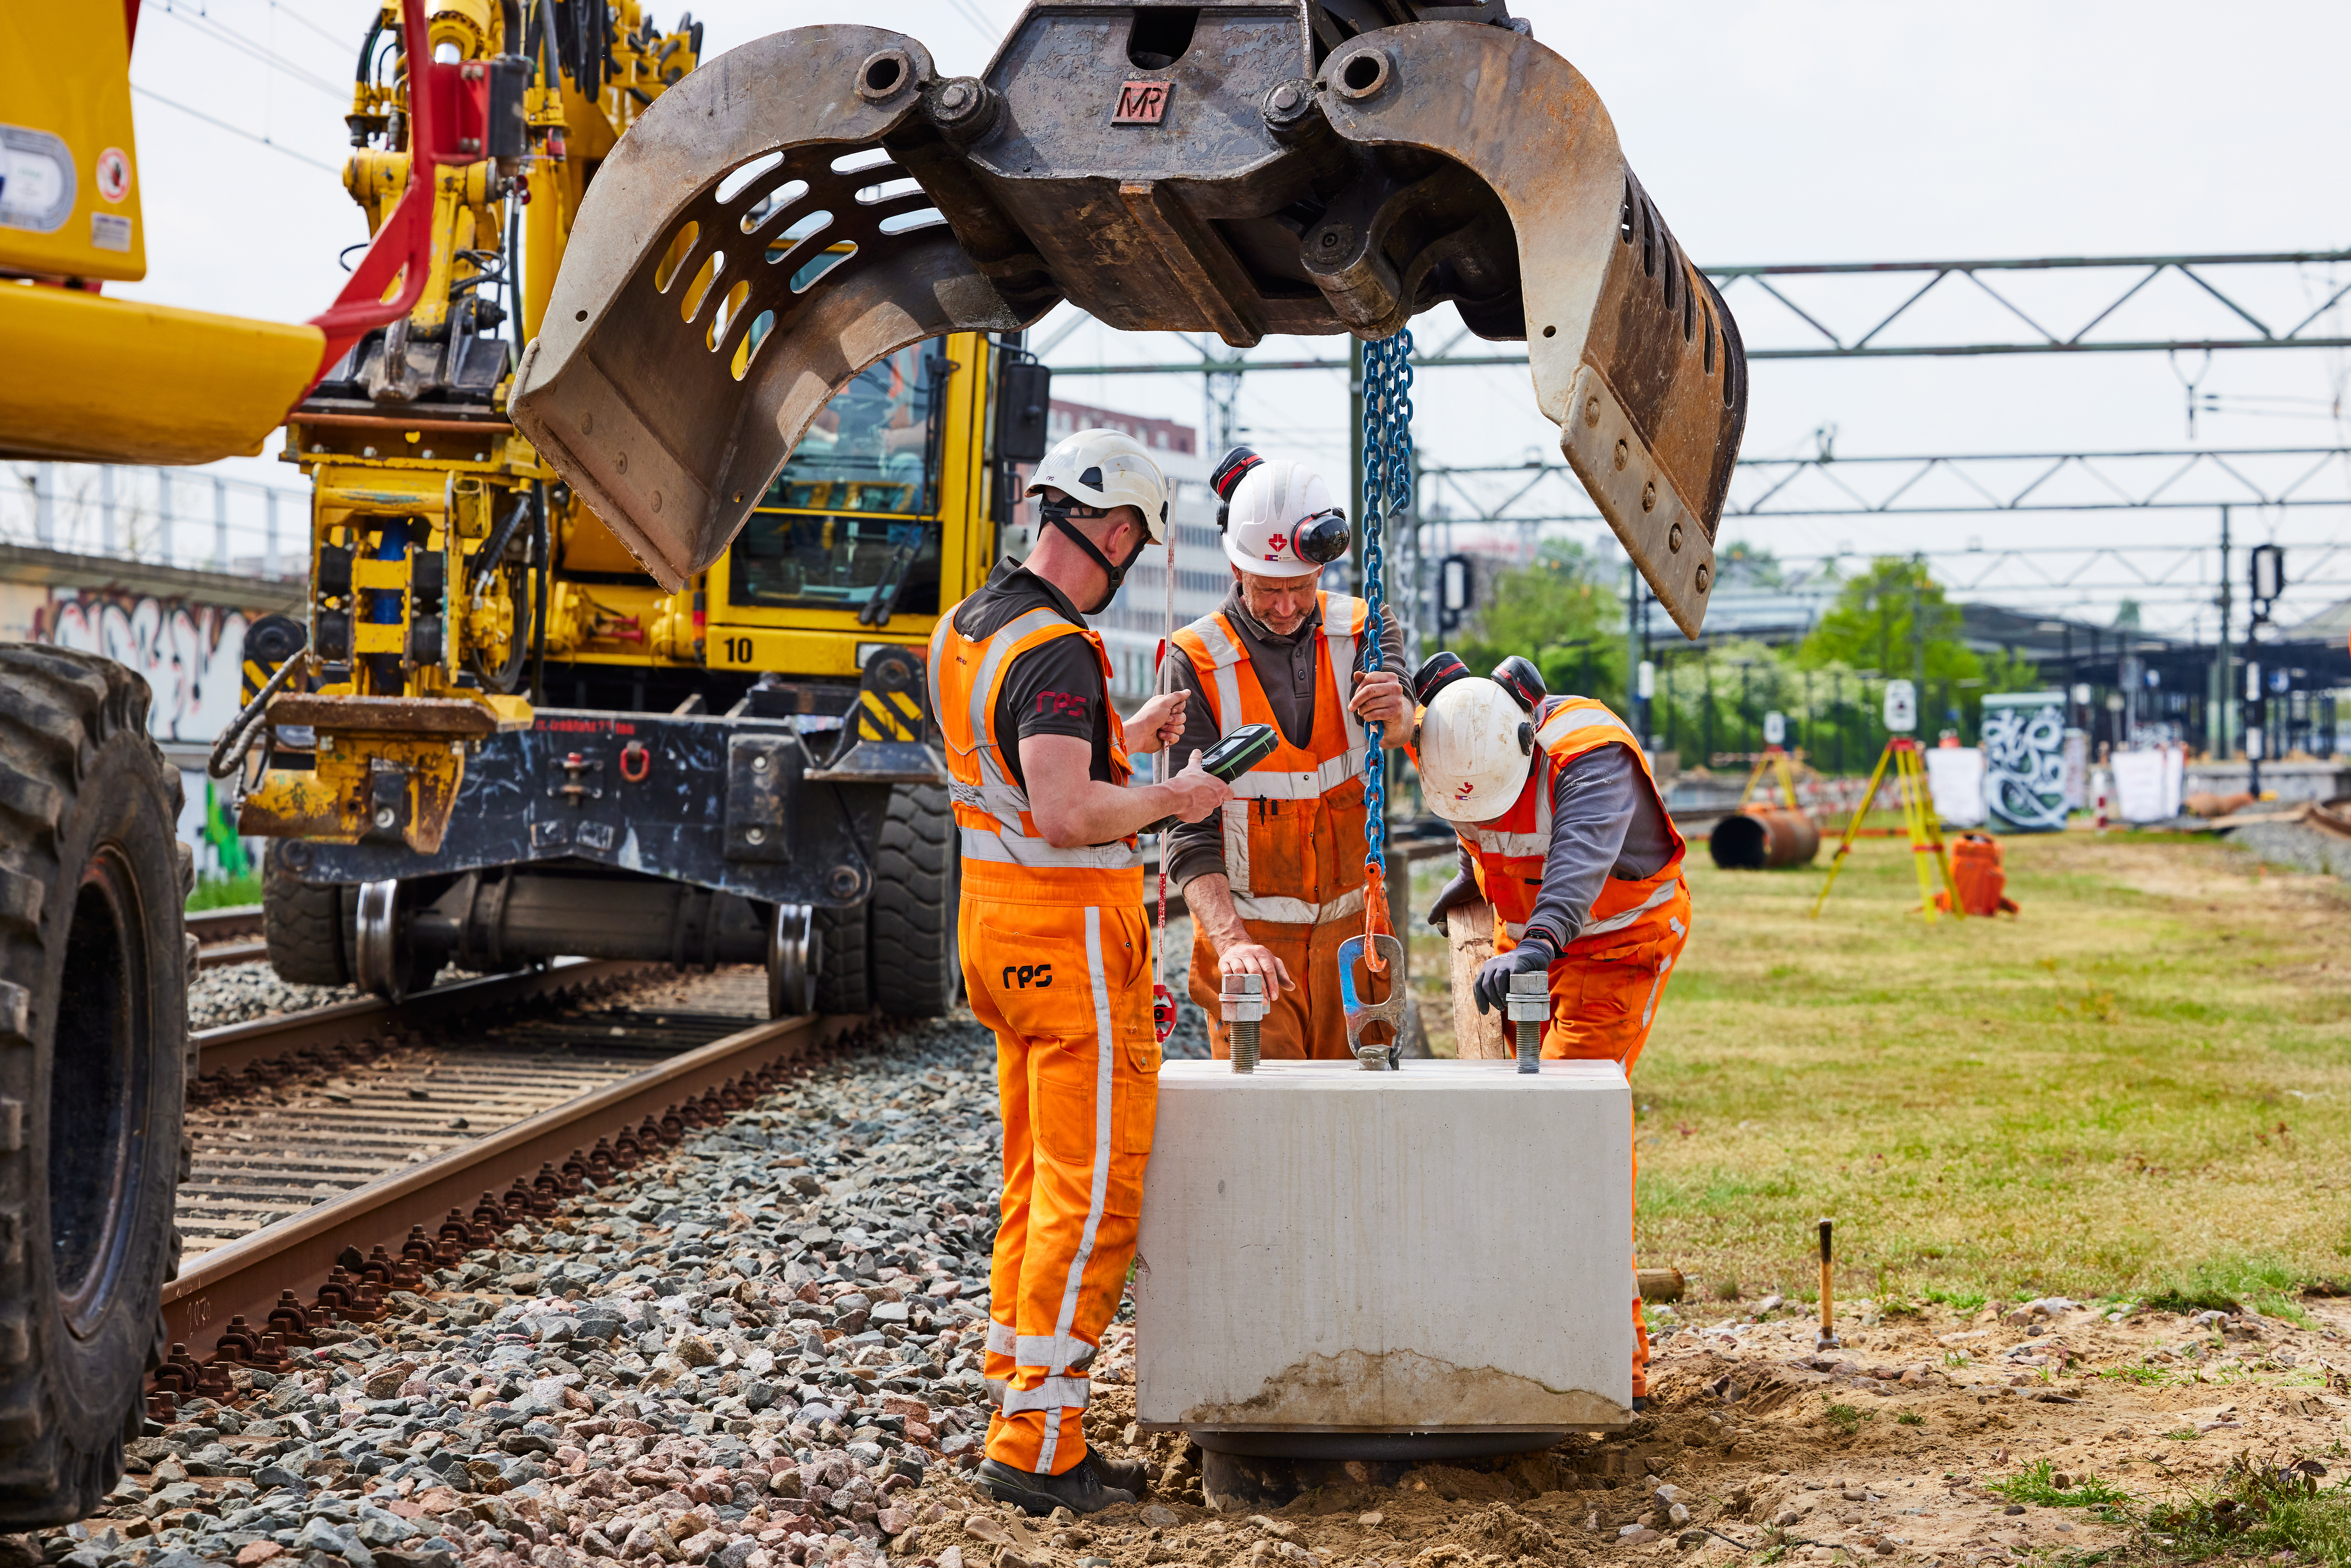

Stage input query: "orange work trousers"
[
  {"left": 1531, "top": 884, "right": 1692, "bottom": 1399},
  {"left": 1186, "top": 916, "right": 1364, "bottom": 1061},
  {"left": 963, "top": 894, "right": 1159, "bottom": 1475}
]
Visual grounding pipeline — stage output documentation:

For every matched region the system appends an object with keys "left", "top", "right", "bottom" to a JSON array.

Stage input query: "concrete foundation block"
[{"left": 1134, "top": 1059, "right": 1634, "bottom": 1458}]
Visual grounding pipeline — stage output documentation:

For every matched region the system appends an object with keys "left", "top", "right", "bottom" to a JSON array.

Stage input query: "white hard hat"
[
  {"left": 1417, "top": 677, "right": 1538, "bottom": 823},
  {"left": 1220, "top": 457, "right": 1346, "bottom": 578},
  {"left": 1026, "top": 427, "right": 1169, "bottom": 540}
]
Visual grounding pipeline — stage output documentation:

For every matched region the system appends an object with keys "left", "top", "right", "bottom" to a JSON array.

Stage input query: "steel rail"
[
  {"left": 187, "top": 906, "right": 264, "bottom": 944},
  {"left": 163, "top": 1009, "right": 861, "bottom": 1353},
  {"left": 193, "top": 958, "right": 654, "bottom": 1075}
]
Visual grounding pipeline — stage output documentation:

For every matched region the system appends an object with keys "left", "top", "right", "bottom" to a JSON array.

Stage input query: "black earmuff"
[
  {"left": 1293, "top": 509, "right": 1351, "bottom": 565},
  {"left": 1413, "top": 650, "right": 1471, "bottom": 706},
  {"left": 1209, "top": 446, "right": 1262, "bottom": 533},
  {"left": 1492, "top": 655, "right": 1545, "bottom": 713}
]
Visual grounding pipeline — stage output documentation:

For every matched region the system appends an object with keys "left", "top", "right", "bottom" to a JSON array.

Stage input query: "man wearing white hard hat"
[
  {"left": 930, "top": 427, "right": 1232, "bottom": 1513},
  {"left": 1156, "top": 447, "right": 1413, "bottom": 1061},
  {"left": 1409, "top": 650, "right": 1688, "bottom": 1407}
]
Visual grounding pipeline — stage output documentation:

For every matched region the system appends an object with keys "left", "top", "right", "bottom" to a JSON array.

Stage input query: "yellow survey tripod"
[
  {"left": 1811, "top": 737, "right": 1965, "bottom": 921},
  {"left": 1737, "top": 744, "right": 1802, "bottom": 811}
]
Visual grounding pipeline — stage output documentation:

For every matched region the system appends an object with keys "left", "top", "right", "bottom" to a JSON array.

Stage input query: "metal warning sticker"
[{"left": 1111, "top": 80, "right": 1170, "bottom": 125}]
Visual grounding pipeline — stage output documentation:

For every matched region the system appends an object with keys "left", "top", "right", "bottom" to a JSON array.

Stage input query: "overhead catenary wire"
[
  {"left": 141, "top": 0, "right": 351, "bottom": 100},
  {"left": 130, "top": 84, "right": 342, "bottom": 174},
  {"left": 266, "top": 0, "right": 361, "bottom": 53}
]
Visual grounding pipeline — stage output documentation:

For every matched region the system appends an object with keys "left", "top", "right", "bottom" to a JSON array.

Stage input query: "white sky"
[{"left": 113, "top": 0, "right": 2351, "bottom": 637}]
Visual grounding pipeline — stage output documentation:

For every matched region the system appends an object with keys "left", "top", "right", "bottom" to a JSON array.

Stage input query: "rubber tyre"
[
  {"left": 261, "top": 841, "right": 348, "bottom": 986},
  {"left": 0, "top": 645, "right": 189, "bottom": 1525},
  {"left": 867, "top": 782, "right": 960, "bottom": 1017},
  {"left": 812, "top": 902, "right": 869, "bottom": 1014}
]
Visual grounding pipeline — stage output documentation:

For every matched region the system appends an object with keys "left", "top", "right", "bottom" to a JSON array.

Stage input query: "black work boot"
[
  {"left": 974, "top": 1452, "right": 1138, "bottom": 1515},
  {"left": 1085, "top": 1449, "right": 1150, "bottom": 1496}
]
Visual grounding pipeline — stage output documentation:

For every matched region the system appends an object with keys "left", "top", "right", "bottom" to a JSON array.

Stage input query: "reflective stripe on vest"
[
  {"left": 1459, "top": 695, "right": 1687, "bottom": 947},
  {"left": 1174, "top": 593, "right": 1373, "bottom": 925},
  {"left": 928, "top": 606, "right": 1142, "bottom": 875}
]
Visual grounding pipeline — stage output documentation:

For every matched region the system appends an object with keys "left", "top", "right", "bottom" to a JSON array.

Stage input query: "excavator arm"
[{"left": 511, "top": 2, "right": 1746, "bottom": 635}]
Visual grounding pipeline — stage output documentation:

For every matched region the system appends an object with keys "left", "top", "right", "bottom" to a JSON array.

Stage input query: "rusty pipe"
[{"left": 1708, "top": 808, "right": 1820, "bottom": 870}]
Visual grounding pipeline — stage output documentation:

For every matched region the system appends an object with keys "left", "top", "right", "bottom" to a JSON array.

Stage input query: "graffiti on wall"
[
  {"left": 38, "top": 593, "right": 250, "bottom": 744},
  {"left": 1981, "top": 690, "right": 2069, "bottom": 833}
]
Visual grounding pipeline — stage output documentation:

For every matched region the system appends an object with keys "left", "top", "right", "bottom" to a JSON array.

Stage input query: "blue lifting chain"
[{"left": 1339, "top": 329, "right": 1411, "bottom": 1054}]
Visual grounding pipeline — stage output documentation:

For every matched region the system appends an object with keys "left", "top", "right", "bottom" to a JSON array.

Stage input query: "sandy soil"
[{"left": 898, "top": 1296, "right": 2351, "bottom": 1568}]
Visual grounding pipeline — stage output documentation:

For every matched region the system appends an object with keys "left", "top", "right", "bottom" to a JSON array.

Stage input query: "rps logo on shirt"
[
  {"left": 1033, "top": 691, "right": 1090, "bottom": 721},
  {"left": 1002, "top": 963, "right": 1053, "bottom": 989}
]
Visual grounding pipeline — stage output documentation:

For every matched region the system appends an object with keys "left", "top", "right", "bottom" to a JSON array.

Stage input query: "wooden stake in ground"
[
  {"left": 1446, "top": 901, "right": 1511, "bottom": 1059},
  {"left": 1817, "top": 1216, "right": 1839, "bottom": 1350}
]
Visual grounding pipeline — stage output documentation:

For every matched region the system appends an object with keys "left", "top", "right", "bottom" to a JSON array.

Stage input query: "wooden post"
[{"left": 1445, "top": 901, "right": 1512, "bottom": 1059}]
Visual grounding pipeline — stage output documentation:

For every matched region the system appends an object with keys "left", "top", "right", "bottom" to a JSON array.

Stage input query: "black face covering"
[{"left": 1039, "top": 496, "right": 1150, "bottom": 613}]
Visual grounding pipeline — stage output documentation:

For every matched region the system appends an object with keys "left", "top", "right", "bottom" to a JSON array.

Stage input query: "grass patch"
[
  {"left": 2141, "top": 1457, "right": 2351, "bottom": 1568},
  {"left": 2147, "top": 1255, "right": 2313, "bottom": 1324},
  {"left": 1990, "top": 1460, "right": 2130, "bottom": 1508},
  {"left": 1896, "top": 1411, "right": 1924, "bottom": 1426},
  {"left": 1823, "top": 1401, "right": 1872, "bottom": 1434},
  {"left": 2099, "top": 1365, "right": 2183, "bottom": 1387},
  {"left": 188, "top": 872, "right": 262, "bottom": 911},
  {"left": 1621, "top": 833, "right": 2351, "bottom": 1304}
]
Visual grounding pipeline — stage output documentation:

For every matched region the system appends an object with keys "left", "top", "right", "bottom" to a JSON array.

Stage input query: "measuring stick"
[{"left": 1817, "top": 1217, "right": 1838, "bottom": 1349}]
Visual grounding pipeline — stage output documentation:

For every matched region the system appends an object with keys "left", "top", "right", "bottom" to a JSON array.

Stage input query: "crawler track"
[{"left": 156, "top": 959, "right": 874, "bottom": 1416}]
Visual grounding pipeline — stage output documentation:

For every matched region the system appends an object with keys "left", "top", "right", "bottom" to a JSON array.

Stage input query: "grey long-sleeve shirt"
[
  {"left": 1156, "top": 587, "right": 1409, "bottom": 889},
  {"left": 1454, "top": 733, "right": 1679, "bottom": 951}
]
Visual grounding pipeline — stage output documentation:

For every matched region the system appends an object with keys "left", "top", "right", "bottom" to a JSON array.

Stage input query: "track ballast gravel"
[{"left": 28, "top": 982, "right": 2351, "bottom": 1568}]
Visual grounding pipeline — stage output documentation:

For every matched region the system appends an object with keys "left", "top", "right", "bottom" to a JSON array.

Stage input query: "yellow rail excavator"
[
  {"left": 0, "top": 0, "right": 1746, "bottom": 1525},
  {"left": 219, "top": 0, "right": 1040, "bottom": 1014}
]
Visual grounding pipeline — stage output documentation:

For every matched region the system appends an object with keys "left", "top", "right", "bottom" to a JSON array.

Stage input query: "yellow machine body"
[
  {"left": 256, "top": 2, "right": 1011, "bottom": 855},
  {"left": 0, "top": 2, "right": 326, "bottom": 465},
  {"left": 0, "top": 287, "right": 323, "bottom": 464},
  {"left": 0, "top": 2, "right": 147, "bottom": 281}
]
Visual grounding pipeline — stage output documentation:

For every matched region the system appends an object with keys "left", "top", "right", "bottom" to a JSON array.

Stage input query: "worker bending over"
[
  {"left": 1414, "top": 652, "right": 1689, "bottom": 1407},
  {"left": 930, "top": 429, "right": 1231, "bottom": 1513},
  {"left": 1157, "top": 447, "right": 1412, "bottom": 1059}
]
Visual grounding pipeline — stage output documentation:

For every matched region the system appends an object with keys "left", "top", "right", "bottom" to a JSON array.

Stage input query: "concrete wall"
[{"left": 0, "top": 545, "right": 299, "bottom": 883}]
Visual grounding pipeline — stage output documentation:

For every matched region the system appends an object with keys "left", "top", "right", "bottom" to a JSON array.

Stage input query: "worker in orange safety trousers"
[
  {"left": 928, "top": 427, "right": 1233, "bottom": 1515},
  {"left": 1157, "top": 447, "right": 1413, "bottom": 1058},
  {"left": 1412, "top": 650, "right": 1690, "bottom": 1410}
]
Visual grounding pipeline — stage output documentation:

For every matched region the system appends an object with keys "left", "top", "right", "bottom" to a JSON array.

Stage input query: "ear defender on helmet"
[
  {"left": 1413, "top": 650, "right": 1472, "bottom": 706},
  {"left": 1209, "top": 446, "right": 1263, "bottom": 534},
  {"left": 1291, "top": 509, "right": 1351, "bottom": 565},
  {"left": 1492, "top": 655, "right": 1545, "bottom": 713}
]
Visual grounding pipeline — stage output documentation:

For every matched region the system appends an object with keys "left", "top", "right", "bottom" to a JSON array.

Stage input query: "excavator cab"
[{"left": 513, "top": 0, "right": 1749, "bottom": 637}]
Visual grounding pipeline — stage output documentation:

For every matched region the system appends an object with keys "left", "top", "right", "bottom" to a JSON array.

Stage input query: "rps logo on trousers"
[{"left": 1002, "top": 963, "right": 1054, "bottom": 989}]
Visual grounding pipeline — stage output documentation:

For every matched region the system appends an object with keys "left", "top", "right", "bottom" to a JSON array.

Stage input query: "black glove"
[
  {"left": 1425, "top": 872, "right": 1480, "bottom": 932},
  {"left": 1474, "top": 936, "right": 1556, "bottom": 1015}
]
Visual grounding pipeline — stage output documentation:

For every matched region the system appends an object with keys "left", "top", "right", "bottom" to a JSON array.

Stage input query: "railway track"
[
  {"left": 157, "top": 956, "right": 872, "bottom": 1415},
  {"left": 188, "top": 904, "right": 266, "bottom": 970}
]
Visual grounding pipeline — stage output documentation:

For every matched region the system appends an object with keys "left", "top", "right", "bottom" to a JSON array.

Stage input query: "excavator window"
[{"left": 728, "top": 341, "right": 944, "bottom": 616}]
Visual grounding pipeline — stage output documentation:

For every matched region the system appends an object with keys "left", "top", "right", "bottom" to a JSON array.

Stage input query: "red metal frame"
[{"left": 304, "top": 0, "right": 491, "bottom": 386}]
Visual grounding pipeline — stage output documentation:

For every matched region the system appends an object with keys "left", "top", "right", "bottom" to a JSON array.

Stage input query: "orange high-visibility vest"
[
  {"left": 929, "top": 604, "right": 1144, "bottom": 907},
  {"left": 1461, "top": 696, "right": 1688, "bottom": 954},
  {"left": 1169, "top": 592, "right": 1371, "bottom": 926}
]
